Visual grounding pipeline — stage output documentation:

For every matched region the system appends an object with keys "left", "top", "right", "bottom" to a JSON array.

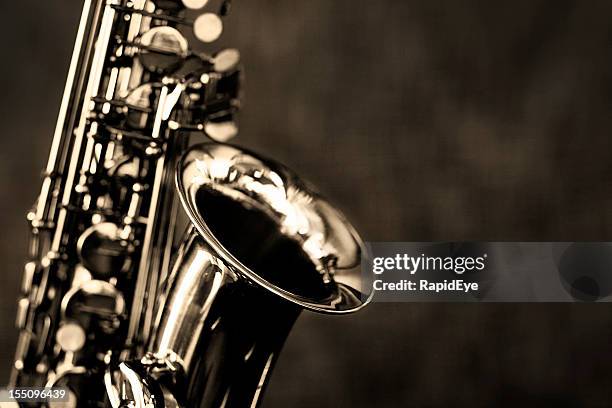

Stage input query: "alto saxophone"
[{"left": 10, "top": 1, "right": 372, "bottom": 406}]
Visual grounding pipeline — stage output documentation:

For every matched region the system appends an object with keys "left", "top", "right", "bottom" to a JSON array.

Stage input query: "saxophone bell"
[{"left": 106, "top": 143, "right": 372, "bottom": 407}]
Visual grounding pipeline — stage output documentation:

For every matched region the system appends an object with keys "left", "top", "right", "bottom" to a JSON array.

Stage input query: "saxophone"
[{"left": 10, "top": 1, "right": 372, "bottom": 406}]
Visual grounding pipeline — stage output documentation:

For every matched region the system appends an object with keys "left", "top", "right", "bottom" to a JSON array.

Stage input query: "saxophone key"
[
  {"left": 21, "top": 261, "right": 37, "bottom": 294},
  {"left": 15, "top": 298, "right": 29, "bottom": 330},
  {"left": 123, "top": 83, "right": 156, "bottom": 129},
  {"left": 61, "top": 281, "right": 126, "bottom": 325},
  {"left": 55, "top": 322, "right": 86, "bottom": 353},
  {"left": 35, "top": 315, "right": 52, "bottom": 357},
  {"left": 204, "top": 120, "right": 238, "bottom": 141},
  {"left": 137, "top": 26, "right": 189, "bottom": 73},
  {"left": 77, "top": 223, "right": 131, "bottom": 278},
  {"left": 213, "top": 48, "right": 240, "bottom": 73}
]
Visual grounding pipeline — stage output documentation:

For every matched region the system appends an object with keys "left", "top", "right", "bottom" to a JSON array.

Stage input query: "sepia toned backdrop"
[{"left": 2, "top": 0, "right": 612, "bottom": 406}]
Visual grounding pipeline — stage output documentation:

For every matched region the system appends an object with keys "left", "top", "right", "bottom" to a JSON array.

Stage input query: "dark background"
[{"left": 2, "top": 0, "right": 612, "bottom": 406}]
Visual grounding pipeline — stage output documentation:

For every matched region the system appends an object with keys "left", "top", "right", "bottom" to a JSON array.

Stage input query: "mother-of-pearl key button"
[{"left": 56, "top": 323, "right": 86, "bottom": 352}]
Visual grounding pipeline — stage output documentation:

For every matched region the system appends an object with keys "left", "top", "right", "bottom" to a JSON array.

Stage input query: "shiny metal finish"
[
  {"left": 176, "top": 143, "right": 371, "bottom": 313},
  {"left": 11, "top": 0, "right": 372, "bottom": 407},
  {"left": 120, "top": 144, "right": 372, "bottom": 407}
]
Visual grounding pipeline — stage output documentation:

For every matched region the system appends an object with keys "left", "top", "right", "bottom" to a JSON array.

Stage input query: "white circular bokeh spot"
[
  {"left": 194, "top": 13, "right": 223, "bottom": 43},
  {"left": 182, "top": 0, "right": 209, "bottom": 9}
]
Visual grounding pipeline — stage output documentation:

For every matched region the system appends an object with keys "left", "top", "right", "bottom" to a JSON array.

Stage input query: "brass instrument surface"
[{"left": 9, "top": 1, "right": 371, "bottom": 407}]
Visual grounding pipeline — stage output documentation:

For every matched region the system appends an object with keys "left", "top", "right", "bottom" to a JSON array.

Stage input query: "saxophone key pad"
[
  {"left": 56, "top": 323, "right": 86, "bottom": 353},
  {"left": 137, "top": 26, "right": 189, "bottom": 73}
]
